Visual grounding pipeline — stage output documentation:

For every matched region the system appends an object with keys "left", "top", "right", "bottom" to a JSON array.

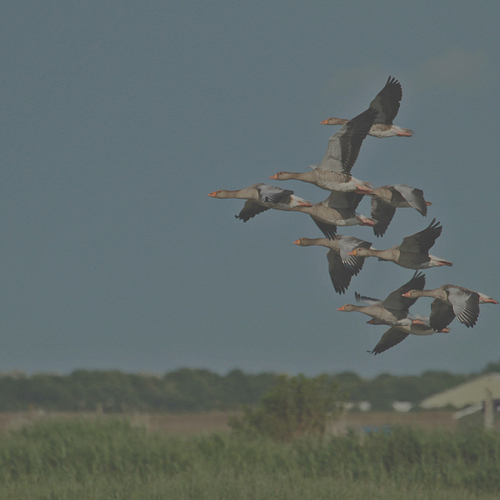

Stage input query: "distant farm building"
[
  {"left": 392, "top": 401, "right": 413, "bottom": 412},
  {"left": 420, "top": 373, "right": 500, "bottom": 409},
  {"left": 419, "top": 373, "right": 500, "bottom": 429}
]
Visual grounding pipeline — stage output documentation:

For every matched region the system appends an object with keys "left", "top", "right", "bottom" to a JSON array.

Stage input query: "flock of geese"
[{"left": 209, "top": 77, "right": 497, "bottom": 355}]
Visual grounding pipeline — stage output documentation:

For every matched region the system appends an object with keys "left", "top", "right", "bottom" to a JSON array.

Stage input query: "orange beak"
[
  {"left": 208, "top": 192, "right": 217, "bottom": 197},
  {"left": 298, "top": 201, "right": 312, "bottom": 207},
  {"left": 292, "top": 239, "right": 301, "bottom": 245},
  {"left": 347, "top": 250, "right": 357, "bottom": 256},
  {"left": 358, "top": 217, "right": 376, "bottom": 227},
  {"left": 320, "top": 119, "right": 328, "bottom": 125},
  {"left": 401, "top": 292, "right": 411, "bottom": 297},
  {"left": 482, "top": 298, "right": 498, "bottom": 304},
  {"left": 354, "top": 185, "right": 375, "bottom": 196},
  {"left": 337, "top": 306, "right": 346, "bottom": 311},
  {"left": 269, "top": 174, "right": 278, "bottom": 180}
]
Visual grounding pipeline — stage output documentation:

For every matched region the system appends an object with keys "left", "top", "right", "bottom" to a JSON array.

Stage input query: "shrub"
[{"left": 228, "top": 374, "right": 345, "bottom": 441}]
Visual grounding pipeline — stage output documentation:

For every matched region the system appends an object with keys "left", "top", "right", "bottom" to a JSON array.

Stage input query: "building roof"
[{"left": 420, "top": 373, "right": 500, "bottom": 409}]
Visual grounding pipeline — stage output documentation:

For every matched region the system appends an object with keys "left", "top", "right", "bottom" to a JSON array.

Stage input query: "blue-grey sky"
[{"left": 1, "top": 2, "right": 499, "bottom": 377}]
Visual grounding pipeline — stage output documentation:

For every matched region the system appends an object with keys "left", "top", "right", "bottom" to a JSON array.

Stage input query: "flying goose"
[
  {"left": 338, "top": 275, "right": 451, "bottom": 354},
  {"left": 293, "top": 191, "right": 376, "bottom": 239},
  {"left": 208, "top": 183, "right": 312, "bottom": 222},
  {"left": 371, "top": 184, "right": 432, "bottom": 237},
  {"left": 348, "top": 219, "right": 452, "bottom": 269},
  {"left": 270, "top": 107, "right": 377, "bottom": 194},
  {"left": 402, "top": 285, "right": 498, "bottom": 331},
  {"left": 337, "top": 271, "right": 426, "bottom": 325},
  {"left": 368, "top": 319, "right": 450, "bottom": 355},
  {"left": 321, "top": 76, "right": 413, "bottom": 138},
  {"left": 293, "top": 235, "right": 372, "bottom": 294}
]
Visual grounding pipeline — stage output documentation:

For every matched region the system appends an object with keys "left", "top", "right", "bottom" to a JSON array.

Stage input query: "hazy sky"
[{"left": 1, "top": 2, "right": 499, "bottom": 377}]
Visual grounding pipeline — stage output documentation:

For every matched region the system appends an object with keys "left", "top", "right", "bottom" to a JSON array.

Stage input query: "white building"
[{"left": 420, "top": 373, "right": 500, "bottom": 409}]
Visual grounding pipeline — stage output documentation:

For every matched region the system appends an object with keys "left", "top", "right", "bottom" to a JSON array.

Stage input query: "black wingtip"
[{"left": 235, "top": 214, "right": 249, "bottom": 223}]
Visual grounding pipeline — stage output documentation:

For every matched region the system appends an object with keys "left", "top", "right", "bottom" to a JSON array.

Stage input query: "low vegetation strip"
[
  {"left": 0, "top": 363, "right": 495, "bottom": 413},
  {"left": 0, "top": 418, "right": 498, "bottom": 498}
]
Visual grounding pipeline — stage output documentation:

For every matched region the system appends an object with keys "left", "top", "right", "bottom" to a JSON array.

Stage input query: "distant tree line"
[
  {"left": 0, "top": 369, "right": 277, "bottom": 413},
  {"left": 0, "top": 361, "right": 498, "bottom": 413}
]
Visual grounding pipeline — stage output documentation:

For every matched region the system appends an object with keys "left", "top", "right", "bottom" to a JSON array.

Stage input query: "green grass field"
[{"left": 0, "top": 417, "right": 498, "bottom": 500}]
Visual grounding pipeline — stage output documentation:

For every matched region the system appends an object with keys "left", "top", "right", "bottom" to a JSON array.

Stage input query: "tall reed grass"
[{"left": 0, "top": 417, "right": 498, "bottom": 499}]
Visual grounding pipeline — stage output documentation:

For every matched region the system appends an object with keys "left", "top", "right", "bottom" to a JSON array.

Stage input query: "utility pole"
[{"left": 484, "top": 387, "right": 494, "bottom": 430}]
